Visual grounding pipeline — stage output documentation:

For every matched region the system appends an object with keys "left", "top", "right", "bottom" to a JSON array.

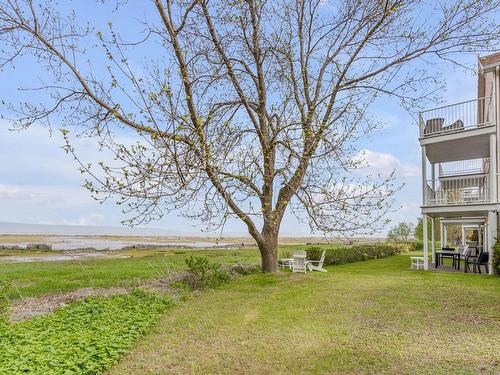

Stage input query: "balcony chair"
[
  {"left": 465, "top": 250, "right": 489, "bottom": 274},
  {"left": 423, "top": 118, "right": 444, "bottom": 135},
  {"left": 442, "top": 119, "right": 464, "bottom": 132}
]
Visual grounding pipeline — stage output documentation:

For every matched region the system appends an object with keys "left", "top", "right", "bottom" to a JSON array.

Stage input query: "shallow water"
[
  {"left": 0, "top": 237, "right": 232, "bottom": 251},
  {"left": 0, "top": 252, "right": 129, "bottom": 263}
]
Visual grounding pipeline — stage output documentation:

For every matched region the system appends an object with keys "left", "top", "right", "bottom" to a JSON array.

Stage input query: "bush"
[
  {"left": 493, "top": 241, "right": 500, "bottom": 276},
  {"left": 305, "top": 244, "right": 404, "bottom": 266},
  {"left": 304, "top": 246, "right": 323, "bottom": 261},
  {"left": 279, "top": 250, "right": 292, "bottom": 259},
  {"left": 183, "top": 256, "right": 231, "bottom": 290},
  {"left": 230, "top": 263, "right": 260, "bottom": 276},
  {"left": 408, "top": 241, "right": 423, "bottom": 252}
]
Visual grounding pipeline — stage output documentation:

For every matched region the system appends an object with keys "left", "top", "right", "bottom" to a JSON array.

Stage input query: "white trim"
[
  {"left": 421, "top": 203, "right": 499, "bottom": 215},
  {"left": 440, "top": 218, "right": 486, "bottom": 225},
  {"left": 419, "top": 124, "right": 496, "bottom": 146}
]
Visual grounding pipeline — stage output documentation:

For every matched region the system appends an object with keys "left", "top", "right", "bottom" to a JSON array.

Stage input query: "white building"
[{"left": 419, "top": 52, "right": 500, "bottom": 274}]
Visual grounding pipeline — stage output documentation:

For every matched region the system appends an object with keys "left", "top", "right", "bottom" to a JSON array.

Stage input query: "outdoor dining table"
[
  {"left": 278, "top": 258, "right": 294, "bottom": 270},
  {"left": 435, "top": 250, "right": 461, "bottom": 268}
]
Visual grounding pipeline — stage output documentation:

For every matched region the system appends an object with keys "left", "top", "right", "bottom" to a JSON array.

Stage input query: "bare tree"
[{"left": 0, "top": 0, "right": 498, "bottom": 272}]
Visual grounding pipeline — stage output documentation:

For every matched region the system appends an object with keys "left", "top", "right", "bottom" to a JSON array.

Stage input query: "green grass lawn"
[{"left": 109, "top": 253, "right": 500, "bottom": 375}]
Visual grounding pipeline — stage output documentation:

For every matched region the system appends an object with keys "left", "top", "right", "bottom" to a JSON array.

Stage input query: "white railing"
[
  {"left": 419, "top": 96, "right": 496, "bottom": 137},
  {"left": 425, "top": 174, "right": 490, "bottom": 205},
  {"left": 438, "top": 158, "right": 490, "bottom": 178}
]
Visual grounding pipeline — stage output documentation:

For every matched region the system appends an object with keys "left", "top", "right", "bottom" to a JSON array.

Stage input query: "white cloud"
[
  {"left": 60, "top": 213, "right": 107, "bottom": 226},
  {"left": 354, "top": 149, "right": 419, "bottom": 178},
  {"left": 0, "top": 184, "right": 42, "bottom": 201}
]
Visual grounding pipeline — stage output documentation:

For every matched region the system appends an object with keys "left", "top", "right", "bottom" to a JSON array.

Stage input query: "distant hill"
[{"left": 0, "top": 221, "right": 185, "bottom": 236}]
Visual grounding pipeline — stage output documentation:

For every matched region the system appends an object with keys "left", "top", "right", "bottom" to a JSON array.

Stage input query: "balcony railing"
[
  {"left": 419, "top": 96, "right": 496, "bottom": 137},
  {"left": 438, "top": 158, "right": 490, "bottom": 178},
  {"left": 424, "top": 174, "right": 490, "bottom": 206}
]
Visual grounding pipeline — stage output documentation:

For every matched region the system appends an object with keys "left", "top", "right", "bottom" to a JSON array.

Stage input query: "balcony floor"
[
  {"left": 421, "top": 202, "right": 498, "bottom": 218},
  {"left": 421, "top": 126, "right": 494, "bottom": 163}
]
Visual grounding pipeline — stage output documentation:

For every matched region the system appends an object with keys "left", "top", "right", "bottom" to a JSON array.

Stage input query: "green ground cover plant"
[{"left": 0, "top": 290, "right": 171, "bottom": 375}]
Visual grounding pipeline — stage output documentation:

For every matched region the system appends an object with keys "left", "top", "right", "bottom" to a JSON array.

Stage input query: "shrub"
[
  {"left": 493, "top": 241, "right": 500, "bottom": 276},
  {"left": 183, "top": 256, "right": 231, "bottom": 290},
  {"left": 279, "top": 250, "right": 292, "bottom": 259},
  {"left": 408, "top": 241, "right": 423, "bottom": 252},
  {"left": 305, "top": 244, "right": 404, "bottom": 266},
  {"left": 403, "top": 240, "right": 442, "bottom": 252},
  {"left": 304, "top": 246, "right": 323, "bottom": 261},
  {"left": 230, "top": 263, "right": 260, "bottom": 276}
]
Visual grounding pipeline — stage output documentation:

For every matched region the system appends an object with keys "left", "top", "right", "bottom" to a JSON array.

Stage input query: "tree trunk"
[{"left": 259, "top": 230, "right": 279, "bottom": 273}]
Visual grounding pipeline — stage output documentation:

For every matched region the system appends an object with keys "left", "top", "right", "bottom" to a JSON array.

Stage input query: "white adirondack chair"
[
  {"left": 292, "top": 251, "right": 307, "bottom": 273},
  {"left": 307, "top": 250, "right": 327, "bottom": 272}
]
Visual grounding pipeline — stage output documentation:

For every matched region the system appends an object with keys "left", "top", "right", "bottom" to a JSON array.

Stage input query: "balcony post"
[
  {"left": 431, "top": 217, "right": 435, "bottom": 264},
  {"left": 421, "top": 145, "right": 427, "bottom": 205},
  {"left": 423, "top": 214, "right": 429, "bottom": 270},
  {"left": 443, "top": 223, "right": 448, "bottom": 246},
  {"left": 431, "top": 163, "right": 435, "bottom": 193},
  {"left": 490, "top": 134, "right": 497, "bottom": 202},
  {"left": 440, "top": 221, "right": 444, "bottom": 248}
]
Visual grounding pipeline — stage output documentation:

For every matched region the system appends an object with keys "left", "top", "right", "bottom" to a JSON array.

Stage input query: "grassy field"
[
  {"left": 109, "top": 253, "right": 500, "bottom": 375},
  {"left": 0, "top": 248, "right": 260, "bottom": 298}
]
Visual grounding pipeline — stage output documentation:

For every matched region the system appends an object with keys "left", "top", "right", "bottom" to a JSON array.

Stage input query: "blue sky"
[{"left": 0, "top": 2, "right": 487, "bottom": 236}]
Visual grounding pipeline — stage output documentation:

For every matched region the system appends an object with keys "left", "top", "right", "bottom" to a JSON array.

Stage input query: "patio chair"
[
  {"left": 454, "top": 244, "right": 470, "bottom": 270},
  {"left": 292, "top": 251, "right": 307, "bottom": 274},
  {"left": 465, "top": 250, "right": 489, "bottom": 274},
  {"left": 307, "top": 250, "right": 327, "bottom": 272}
]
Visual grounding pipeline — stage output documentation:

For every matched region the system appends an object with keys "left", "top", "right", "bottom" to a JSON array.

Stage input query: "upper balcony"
[
  {"left": 419, "top": 96, "right": 496, "bottom": 139},
  {"left": 419, "top": 97, "right": 497, "bottom": 163}
]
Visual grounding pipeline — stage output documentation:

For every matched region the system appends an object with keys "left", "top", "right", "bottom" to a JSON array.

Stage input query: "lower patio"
[{"left": 421, "top": 215, "right": 496, "bottom": 274}]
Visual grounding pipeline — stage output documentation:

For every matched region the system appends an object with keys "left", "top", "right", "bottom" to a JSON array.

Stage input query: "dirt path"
[{"left": 8, "top": 287, "right": 129, "bottom": 322}]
